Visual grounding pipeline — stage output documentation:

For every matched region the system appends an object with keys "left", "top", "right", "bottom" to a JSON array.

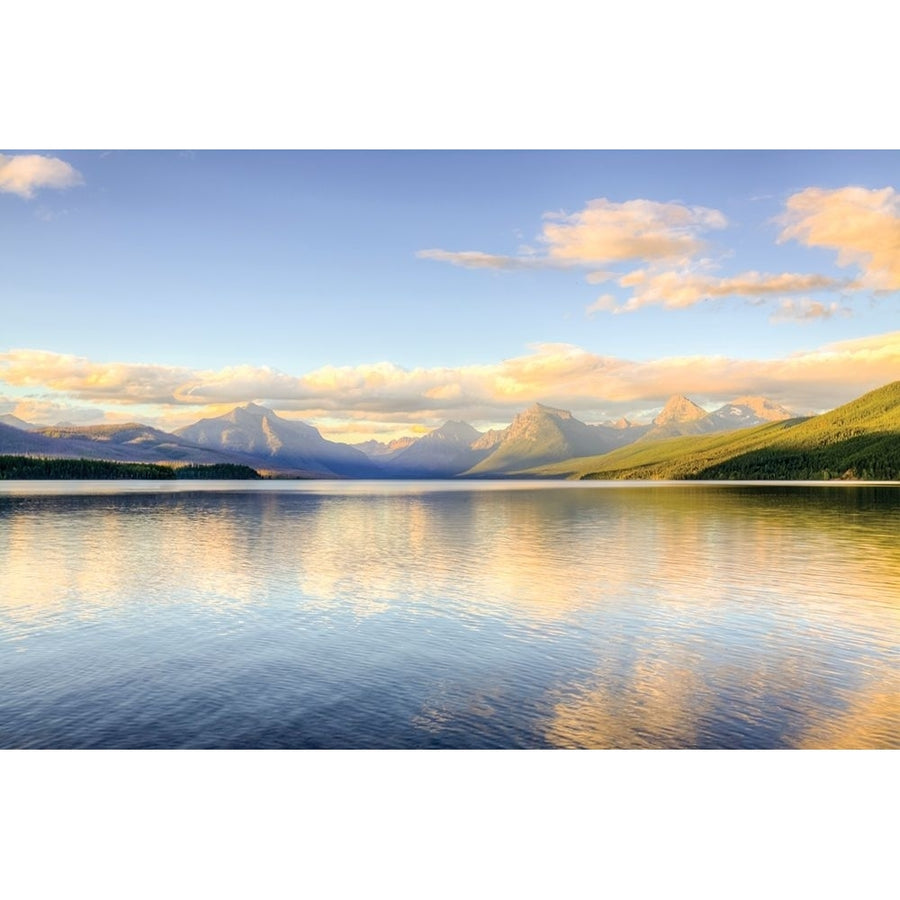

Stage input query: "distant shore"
[{"left": 0, "top": 456, "right": 262, "bottom": 480}]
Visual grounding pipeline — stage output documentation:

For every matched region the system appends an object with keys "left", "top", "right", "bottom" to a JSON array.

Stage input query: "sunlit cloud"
[
  {"left": 542, "top": 198, "right": 727, "bottom": 264},
  {"left": 3, "top": 331, "right": 900, "bottom": 429},
  {"left": 0, "top": 153, "right": 84, "bottom": 199},
  {"left": 419, "top": 197, "right": 727, "bottom": 270},
  {"left": 779, "top": 185, "right": 900, "bottom": 290},
  {"left": 422, "top": 188, "right": 894, "bottom": 319},
  {"left": 0, "top": 349, "right": 194, "bottom": 403}
]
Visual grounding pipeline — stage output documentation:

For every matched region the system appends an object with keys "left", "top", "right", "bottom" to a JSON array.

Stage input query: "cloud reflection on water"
[{"left": 1, "top": 483, "right": 898, "bottom": 748}]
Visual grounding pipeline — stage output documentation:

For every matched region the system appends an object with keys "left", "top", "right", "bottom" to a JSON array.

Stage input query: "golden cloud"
[
  {"left": 0, "top": 153, "right": 84, "bottom": 199},
  {"left": 779, "top": 185, "right": 900, "bottom": 290},
  {"left": 0, "top": 349, "right": 194, "bottom": 403},
  {"left": 541, "top": 198, "right": 727, "bottom": 264},
  {"left": 422, "top": 187, "right": 893, "bottom": 317},
  {"left": 3, "top": 331, "right": 900, "bottom": 427}
]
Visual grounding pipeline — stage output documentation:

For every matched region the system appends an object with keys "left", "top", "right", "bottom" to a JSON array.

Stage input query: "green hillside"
[{"left": 525, "top": 380, "right": 900, "bottom": 481}]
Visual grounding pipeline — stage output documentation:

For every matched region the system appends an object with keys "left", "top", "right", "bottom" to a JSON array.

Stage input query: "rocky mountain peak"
[
  {"left": 427, "top": 420, "right": 482, "bottom": 444},
  {"left": 521, "top": 402, "right": 573, "bottom": 421},
  {"left": 653, "top": 395, "right": 707, "bottom": 427},
  {"left": 729, "top": 396, "right": 794, "bottom": 421}
]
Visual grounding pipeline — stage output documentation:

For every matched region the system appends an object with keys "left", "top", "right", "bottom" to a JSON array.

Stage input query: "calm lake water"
[{"left": 1, "top": 480, "right": 898, "bottom": 749}]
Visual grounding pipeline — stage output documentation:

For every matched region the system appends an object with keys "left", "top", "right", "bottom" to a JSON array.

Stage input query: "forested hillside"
[{"left": 527, "top": 381, "right": 900, "bottom": 481}]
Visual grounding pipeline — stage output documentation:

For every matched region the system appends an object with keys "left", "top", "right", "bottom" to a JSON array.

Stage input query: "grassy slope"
[{"left": 523, "top": 380, "right": 900, "bottom": 481}]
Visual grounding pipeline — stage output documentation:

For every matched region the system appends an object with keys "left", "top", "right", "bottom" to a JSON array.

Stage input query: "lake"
[{"left": 1, "top": 480, "right": 898, "bottom": 749}]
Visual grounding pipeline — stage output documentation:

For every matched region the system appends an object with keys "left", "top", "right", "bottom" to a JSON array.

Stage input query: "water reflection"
[{"left": 0, "top": 482, "right": 898, "bottom": 748}]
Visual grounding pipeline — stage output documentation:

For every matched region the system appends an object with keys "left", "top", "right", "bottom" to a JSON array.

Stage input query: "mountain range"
[{"left": 4, "top": 385, "right": 896, "bottom": 480}]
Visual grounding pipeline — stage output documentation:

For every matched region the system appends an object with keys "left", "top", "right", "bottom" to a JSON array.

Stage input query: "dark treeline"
[
  {"left": 696, "top": 433, "right": 900, "bottom": 481},
  {"left": 171, "top": 463, "right": 262, "bottom": 479},
  {"left": 0, "top": 456, "right": 261, "bottom": 480}
]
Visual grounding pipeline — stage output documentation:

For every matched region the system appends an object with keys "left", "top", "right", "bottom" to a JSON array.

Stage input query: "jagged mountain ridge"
[
  {"left": 639, "top": 394, "right": 795, "bottom": 442},
  {"left": 354, "top": 436, "right": 417, "bottom": 457},
  {"left": 380, "top": 420, "right": 490, "bottom": 475}
]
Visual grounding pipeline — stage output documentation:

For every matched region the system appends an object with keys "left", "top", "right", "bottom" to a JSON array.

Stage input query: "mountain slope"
[
  {"left": 0, "top": 421, "right": 261, "bottom": 468},
  {"left": 466, "top": 403, "right": 641, "bottom": 475},
  {"left": 698, "top": 380, "right": 900, "bottom": 480},
  {"left": 354, "top": 437, "right": 416, "bottom": 458},
  {"left": 636, "top": 394, "right": 795, "bottom": 443},
  {"left": 636, "top": 394, "right": 717, "bottom": 442},
  {"left": 381, "top": 421, "right": 488, "bottom": 476},
  {"left": 529, "top": 381, "right": 900, "bottom": 481},
  {"left": 0, "top": 414, "right": 37, "bottom": 431},
  {"left": 175, "top": 403, "right": 377, "bottom": 476},
  {"left": 654, "top": 395, "right": 707, "bottom": 427},
  {"left": 0, "top": 422, "right": 73, "bottom": 456}
]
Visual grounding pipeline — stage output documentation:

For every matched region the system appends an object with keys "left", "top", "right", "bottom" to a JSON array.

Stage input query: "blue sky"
[{"left": 2, "top": 150, "right": 899, "bottom": 439}]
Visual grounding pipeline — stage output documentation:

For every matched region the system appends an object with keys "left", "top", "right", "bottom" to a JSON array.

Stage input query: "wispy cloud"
[
  {"left": 770, "top": 299, "right": 852, "bottom": 324},
  {"left": 415, "top": 249, "right": 570, "bottom": 270},
  {"left": 4, "top": 332, "right": 900, "bottom": 425},
  {"left": 585, "top": 295, "right": 618, "bottom": 316},
  {"left": 598, "top": 267, "right": 856, "bottom": 313},
  {"left": 0, "top": 154, "right": 84, "bottom": 199},
  {"left": 778, "top": 185, "right": 900, "bottom": 290}
]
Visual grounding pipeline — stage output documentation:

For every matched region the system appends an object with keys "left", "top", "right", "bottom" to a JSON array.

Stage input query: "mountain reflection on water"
[{"left": 1, "top": 481, "right": 898, "bottom": 748}]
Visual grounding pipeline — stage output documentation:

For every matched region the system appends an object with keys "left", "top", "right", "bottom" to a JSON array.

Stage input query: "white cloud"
[{"left": 0, "top": 154, "right": 84, "bottom": 199}]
